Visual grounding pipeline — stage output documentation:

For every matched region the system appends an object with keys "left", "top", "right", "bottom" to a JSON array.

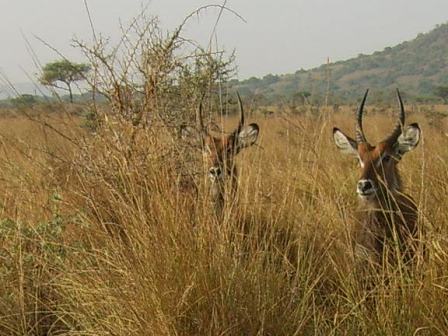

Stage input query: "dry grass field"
[{"left": 0, "top": 103, "right": 447, "bottom": 335}]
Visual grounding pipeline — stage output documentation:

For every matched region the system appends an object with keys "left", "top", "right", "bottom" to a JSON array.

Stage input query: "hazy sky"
[{"left": 1, "top": 0, "right": 447, "bottom": 83}]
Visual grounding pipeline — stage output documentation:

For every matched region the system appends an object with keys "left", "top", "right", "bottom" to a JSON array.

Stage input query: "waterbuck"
[
  {"left": 333, "top": 89, "right": 421, "bottom": 264},
  {"left": 184, "top": 94, "right": 259, "bottom": 218}
]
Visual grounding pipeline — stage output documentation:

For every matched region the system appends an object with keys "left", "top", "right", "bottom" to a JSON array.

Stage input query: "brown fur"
[
  {"left": 333, "top": 89, "right": 422, "bottom": 265},
  {"left": 191, "top": 94, "right": 259, "bottom": 218},
  {"left": 355, "top": 140, "right": 418, "bottom": 263},
  {"left": 203, "top": 132, "right": 241, "bottom": 217}
]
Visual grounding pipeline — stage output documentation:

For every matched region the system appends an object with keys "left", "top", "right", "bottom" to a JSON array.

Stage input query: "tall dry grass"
[
  {"left": 0, "top": 8, "right": 447, "bottom": 335},
  {"left": 0, "top": 103, "right": 447, "bottom": 335}
]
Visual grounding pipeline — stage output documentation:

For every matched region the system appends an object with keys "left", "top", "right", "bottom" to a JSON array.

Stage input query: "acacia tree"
[{"left": 39, "top": 60, "right": 90, "bottom": 103}]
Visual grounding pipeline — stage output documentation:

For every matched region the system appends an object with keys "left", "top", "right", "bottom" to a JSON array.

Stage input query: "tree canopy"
[{"left": 39, "top": 60, "right": 90, "bottom": 103}]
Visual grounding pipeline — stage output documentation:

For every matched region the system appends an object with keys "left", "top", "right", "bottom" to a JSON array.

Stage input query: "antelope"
[
  {"left": 183, "top": 94, "right": 259, "bottom": 218},
  {"left": 333, "top": 89, "right": 421, "bottom": 264}
]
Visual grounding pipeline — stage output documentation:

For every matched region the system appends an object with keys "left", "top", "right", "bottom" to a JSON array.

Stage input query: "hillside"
[
  {"left": 233, "top": 23, "right": 448, "bottom": 104},
  {"left": 3, "top": 23, "right": 448, "bottom": 105}
]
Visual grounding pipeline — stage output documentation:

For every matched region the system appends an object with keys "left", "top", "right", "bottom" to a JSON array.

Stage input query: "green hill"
[{"left": 232, "top": 23, "right": 448, "bottom": 104}]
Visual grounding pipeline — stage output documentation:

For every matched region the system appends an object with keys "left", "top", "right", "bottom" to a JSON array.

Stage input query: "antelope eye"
[
  {"left": 381, "top": 154, "right": 396, "bottom": 164},
  {"left": 377, "top": 154, "right": 391, "bottom": 167}
]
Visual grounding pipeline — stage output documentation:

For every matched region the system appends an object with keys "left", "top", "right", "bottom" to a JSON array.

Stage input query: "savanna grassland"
[
  {"left": 0, "top": 102, "right": 447, "bottom": 335},
  {"left": 1, "top": 9, "right": 448, "bottom": 335}
]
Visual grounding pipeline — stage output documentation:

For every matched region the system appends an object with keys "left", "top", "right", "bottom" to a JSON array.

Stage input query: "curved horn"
[
  {"left": 236, "top": 92, "right": 245, "bottom": 133},
  {"left": 385, "top": 88, "right": 406, "bottom": 144},
  {"left": 196, "top": 93, "right": 208, "bottom": 149},
  {"left": 197, "top": 92, "right": 207, "bottom": 135},
  {"left": 355, "top": 89, "right": 369, "bottom": 143}
]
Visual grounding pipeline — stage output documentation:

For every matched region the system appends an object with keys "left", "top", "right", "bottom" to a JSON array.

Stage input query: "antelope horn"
[
  {"left": 355, "top": 89, "right": 369, "bottom": 143},
  {"left": 385, "top": 88, "right": 406, "bottom": 144},
  {"left": 236, "top": 92, "right": 245, "bottom": 133},
  {"left": 197, "top": 92, "right": 207, "bottom": 136}
]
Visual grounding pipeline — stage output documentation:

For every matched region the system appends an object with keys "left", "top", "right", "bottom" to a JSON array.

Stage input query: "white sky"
[{"left": 0, "top": 0, "right": 447, "bottom": 83}]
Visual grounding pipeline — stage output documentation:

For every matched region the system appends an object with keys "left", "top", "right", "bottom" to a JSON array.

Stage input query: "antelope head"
[
  {"left": 333, "top": 89, "right": 421, "bottom": 203},
  {"left": 197, "top": 93, "right": 259, "bottom": 184},
  {"left": 182, "top": 93, "right": 259, "bottom": 213}
]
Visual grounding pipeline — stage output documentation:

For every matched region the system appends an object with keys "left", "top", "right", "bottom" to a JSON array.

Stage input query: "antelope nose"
[
  {"left": 209, "top": 167, "right": 222, "bottom": 177},
  {"left": 357, "top": 179, "right": 374, "bottom": 195}
]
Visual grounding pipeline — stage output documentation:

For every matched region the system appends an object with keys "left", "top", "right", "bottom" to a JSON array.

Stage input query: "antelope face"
[
  {"left": 203, "top": 125, "right": 259, "bottom": 184},
  {"left": 181, "top": 93, "right": 259, "bottom": 191},
  {"left": 333, "top": 89, "right": 421, "bottom": 201}
]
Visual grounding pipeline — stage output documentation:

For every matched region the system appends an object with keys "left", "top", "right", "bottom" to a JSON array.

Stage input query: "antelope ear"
[
  {"left": 395, "top": 123, "right": 421, "bottom": 156},
  {"left": 179, "top": 124, "right": 205, "bottom": 151},
  {"left": 236, "top": 123, "right": 259, "bottom": 149},
  {"left": 333, "top": 128, "right": 358, "bottom": 156}
]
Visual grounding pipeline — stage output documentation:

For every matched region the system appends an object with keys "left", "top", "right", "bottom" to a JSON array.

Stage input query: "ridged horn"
[
  {"left": 355, "top": 89, "right": 369, "bottom": 143},
  {"left": 197, "top": 92, "right": 207, "bottom": 133},
  {"left": 384, "top": 88, "right": 406, "bottom": 144},
  {"left": 196, "top": 92, "right": 208, "bottom": 147},
  {"left": 236, "top": 92, "right": 245, "bottom": 133}
]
